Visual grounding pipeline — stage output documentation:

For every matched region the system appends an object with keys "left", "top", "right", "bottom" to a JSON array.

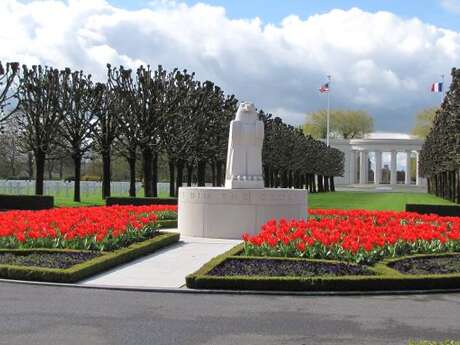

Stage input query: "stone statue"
[{"left": 225, "top": 101, "right": 264, "bottom": 189}]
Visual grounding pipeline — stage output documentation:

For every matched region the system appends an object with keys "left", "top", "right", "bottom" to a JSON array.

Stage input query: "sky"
[{"left": 2, "top": 0, "right": 460, "bottom": 133}]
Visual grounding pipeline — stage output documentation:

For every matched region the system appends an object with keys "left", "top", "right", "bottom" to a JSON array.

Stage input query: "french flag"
[{"left": 431, "top": 82, "right": 443, "bottom": 93}]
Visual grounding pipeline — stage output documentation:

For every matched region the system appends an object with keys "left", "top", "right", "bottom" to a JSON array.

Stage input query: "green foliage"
[
  {"left": 411, "top": 107, "right": 438, "bottom": 138},
  {"left": 0, "top": 232, "right": 179, "bottom": 283},
  {"left": 304, "top": 109, "right": 374, "bottom": 139},
  {"left": 420, "top": 68, "right": 460, "bottom": 203}
]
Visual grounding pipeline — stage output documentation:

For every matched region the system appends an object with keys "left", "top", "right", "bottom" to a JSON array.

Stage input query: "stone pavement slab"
[{"left": 81, "top": 233, "right": 240, "bottom": 288}]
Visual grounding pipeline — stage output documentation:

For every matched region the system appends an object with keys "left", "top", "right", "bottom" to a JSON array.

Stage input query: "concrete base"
[{"left": 178, "top": 187, "right": 308, "bottom": 240}]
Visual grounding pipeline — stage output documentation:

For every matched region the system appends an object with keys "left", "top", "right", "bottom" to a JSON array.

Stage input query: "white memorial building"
[{"left": 327, "top": 133, "right": 426, "bottom": 186}]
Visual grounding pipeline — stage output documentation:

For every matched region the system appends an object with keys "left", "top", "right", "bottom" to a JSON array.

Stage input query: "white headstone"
[{"left": 225, "top": 102, "right": 264, "bottom": 189}]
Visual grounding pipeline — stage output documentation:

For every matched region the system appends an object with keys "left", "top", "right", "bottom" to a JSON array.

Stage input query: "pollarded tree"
[
  {"left": 0, "top": 61, "right": 20, "bottom": 126},
  {"left": 58, "top": 69, "right": 99, "bottom": 202},
  {"left": 184, "top": 80, "right": 226, "bottom": 186},
  {"left": 16, "top": 65, "right": 63, "bottom": 195},
  {"left": 92, "top": 65, "right": 124, "bottom": 199},
  {"left": 160, "top": 69, "right": 197, "bottom": 196}
]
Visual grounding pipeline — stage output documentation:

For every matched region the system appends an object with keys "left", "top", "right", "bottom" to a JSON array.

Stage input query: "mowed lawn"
[
  {"left": 54, "top": 191, "right": 169, "bottom": 207},
  {"left": 54, "top": 190, "right": 456, "bottom": 211},
  {"left": 309, "top": 191, "right": 455, "bottom": 211}
]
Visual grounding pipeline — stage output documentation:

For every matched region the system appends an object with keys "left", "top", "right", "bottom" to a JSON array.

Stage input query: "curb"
[{"left": 1, "top": 278, "right": 460, "bottom": 297}]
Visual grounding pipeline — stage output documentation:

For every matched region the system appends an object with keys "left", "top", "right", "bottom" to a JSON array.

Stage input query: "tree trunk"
[
  {"left": 187, "top": 163, "right": 193, "bottom": 187},
  {"left": 59, "top": 158, "right": 64, "bottom": 180},
  {"left": 330, "top": 176, "right": 335, "bottom": 192},
  {"left": 216, "top": 161, "right": 224, "bottom": 187},
  {"left": 197, "top": 160, "right": 206, "bottom": 187},
  {"left": 317, "top": 175, "right": 324, "bottom": 193},
  {"left": 27, "top": 152, "right": 34, "bottom": 180},
  {"left": 211, "top": 161, "right": 216, "bottom": 187},
  {"left": 73, "top": 155, "right": 82, "bottom": 202},
  {"left": 168, "top": 157, "right": 175, "bottom": 197},
  {"left": 102, "top": 149, "right": 111, "bottom": 199},
  {"left": 263, "top": 165, "right": 270, "bottom": 188},
  {"left": 34, "top": 151, "right": 46, "bottom": 195},
  {"left": 47, "top": 160, "right": 53, "bottom": 180},
  {"left": 152, "top": 152, "right": 158, "bottom": 197},
  {"left": 142, "top": 147, "right": 153, "bottom": 197},
  {"left": 176, "top": 159, "right": 184, "bottom": 196},
  {"left": 127, "top": 149, "right": 136, "bottom": 197}
]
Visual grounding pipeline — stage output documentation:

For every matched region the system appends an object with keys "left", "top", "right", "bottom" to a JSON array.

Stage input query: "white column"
[
  {"left": 349, "top": 150, "right": 356, "bottom": 184},
  {"left": 390, "top": 150, "right": 397, "bottom": 185},
  {"left": 359, "top": 150, "right": 368, "bottom": 185},
  {"left": 405, "top": 150, "right": 412, "bottom": 185},
  {"left": 415, "top": 151, "right": 420, "bottom": 186},
  {"left": 375, "top": 151, "right": 382, "bottom": 185}
]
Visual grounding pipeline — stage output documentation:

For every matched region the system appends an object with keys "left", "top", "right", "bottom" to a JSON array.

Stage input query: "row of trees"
[
  {"left": 0, "top": 61, "right": 344, "bottom": 201},
  {"left": 263, "top": 114, "right": 343, "bottom": 192},
  {"left": 419, "top": 67, "right": 460, "bottom": 203}
]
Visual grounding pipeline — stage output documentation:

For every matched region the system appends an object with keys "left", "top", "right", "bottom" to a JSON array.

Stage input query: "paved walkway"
[{"left": 81, "top": 233, "right": 240, "bottom": 288}]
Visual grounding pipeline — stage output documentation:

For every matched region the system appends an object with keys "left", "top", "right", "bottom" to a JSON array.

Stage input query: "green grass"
[
  {"left": 54, "top": 191, "right": 170, "bottom": 207},
  {"left": 51, "top": 190, "right": 455, "bottom": 210},
  {"left": 308, "top": 192, "right": 455, "bottom": 211}
]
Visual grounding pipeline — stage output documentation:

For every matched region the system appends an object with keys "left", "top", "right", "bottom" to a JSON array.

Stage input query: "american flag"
[{"left": 319, "top": 82, "right": 329, "bottom": 93}]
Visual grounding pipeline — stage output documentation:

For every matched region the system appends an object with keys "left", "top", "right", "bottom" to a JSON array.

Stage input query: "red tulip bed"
[
  {"left": 187, "top": 209, "right": 460, "bottom": 291},
  {"left": 242, "top": 209, "right": 460, "bottom": 265},
  {"left": 0, "top": 205, "right": 177, "bottom": 251},
  {"left": 0, "top": 205, "right": 179, "bottom": 281}
]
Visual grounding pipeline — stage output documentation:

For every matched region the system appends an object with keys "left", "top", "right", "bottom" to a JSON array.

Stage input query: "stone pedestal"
[{"left": 178, "top": 187, "right": 307, "bottom": 239}]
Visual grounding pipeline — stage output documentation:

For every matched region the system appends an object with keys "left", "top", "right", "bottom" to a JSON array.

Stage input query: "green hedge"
[
  {"left": 186, "top": 246, "right": 460, "bottom": 291},
  {"left": 0, "top": 194, "right": 54, "bottom": 210},
  {"left": 156, "top": 219, "right": 177, "bottom": 229},
  {"left": 0, "top": 232, "right": 180, "bottom": 283},
  {"left": 406, "top": 204, "right": 460, "bottom": 217},
  {"left": 106, "top": 197, "right": 177, "bottom": 206}
]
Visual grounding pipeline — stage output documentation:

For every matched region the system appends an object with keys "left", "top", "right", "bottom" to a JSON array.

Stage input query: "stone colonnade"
[
  {"left": 327, "top": 138, "right": 425, "bottom": 186},
  {"left": 352, "top": 149, "right": 421, "bottom": 185}
]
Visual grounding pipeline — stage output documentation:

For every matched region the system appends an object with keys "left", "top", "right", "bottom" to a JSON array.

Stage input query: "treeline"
[
  {"left": 0, "top": 61, "right": 344, "bottom": 201},
  {"left": 419, "top": 67, "right": 460, "bottom": 203}
]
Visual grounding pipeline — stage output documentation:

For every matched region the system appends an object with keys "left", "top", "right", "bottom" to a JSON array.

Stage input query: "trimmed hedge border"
[
  {"left": 406, "top": 204, "right": 460, "bottom": 217},
  {"left": 186, "top": 245, "right": 460, "bottom": 292},
  {"left": 106, "top": 197, "right": 177, "bottom": 206},
  {"left": 0, "top": 232, "right": 180, "bottom": 283},
  {"left": 0, "top": 194, "right": 54, "bottom": 210},
  {"left": 156, "top": 219, "right": 177, "bottom": 229}
]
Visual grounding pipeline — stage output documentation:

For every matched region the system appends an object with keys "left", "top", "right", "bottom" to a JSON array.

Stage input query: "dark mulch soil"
[
  {"left": 207, "top": 258, "right": 375, "bottom": 277},
  {"left": 0, "top": 252, "right": 101, "bottom": 269},
  {"left": 388, "top": 255, "right": 460, "bottom": 275}
]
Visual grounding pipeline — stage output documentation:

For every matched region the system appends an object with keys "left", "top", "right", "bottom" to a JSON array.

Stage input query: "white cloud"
[
  {"left": 0, "top": 0, "right": 459, "bottom": 131},
  {"left": 441, "top": 0, "right": 460, "bottom": 14}
]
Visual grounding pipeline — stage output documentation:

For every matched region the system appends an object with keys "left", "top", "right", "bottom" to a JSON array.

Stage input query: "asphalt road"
[{"left": 0, "top": 283, "right": 459, "bottom": 345}]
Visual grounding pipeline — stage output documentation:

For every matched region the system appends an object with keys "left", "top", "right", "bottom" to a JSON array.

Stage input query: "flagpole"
[{"left": 326, "top": 75, "right": 331, "bottom": 147}]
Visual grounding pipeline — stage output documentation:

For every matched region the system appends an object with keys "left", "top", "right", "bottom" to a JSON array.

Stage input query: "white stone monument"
[
  {"left": 225, "top": 102, "right": 264, "bottom": 189},
  {"left": 178, "top": 102, "right": 308, "bottom": 239}
]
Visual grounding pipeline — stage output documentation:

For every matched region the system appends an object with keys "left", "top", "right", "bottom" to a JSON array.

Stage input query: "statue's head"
[{"left": 235, "top": 101, "right": 258, "bottom": 123}]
